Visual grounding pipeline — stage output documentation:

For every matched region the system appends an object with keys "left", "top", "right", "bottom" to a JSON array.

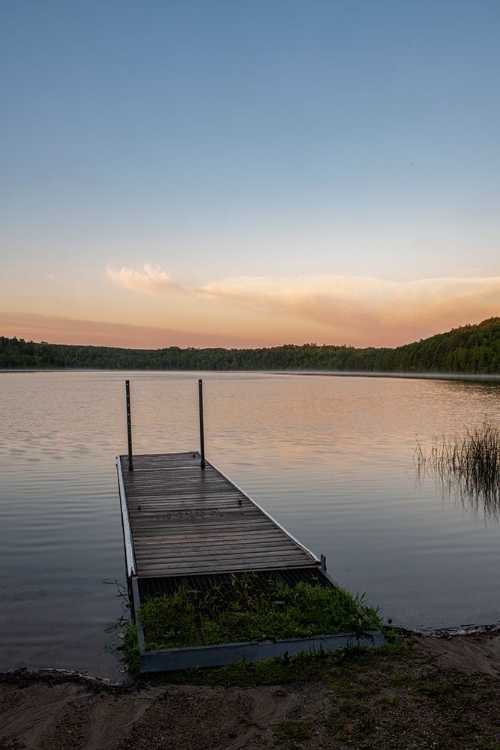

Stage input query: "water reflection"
[
  {"left": 1, "top": 370, "right": 500, "bottom": 675},
  {"left": 414, "top": 420, "right": 500, "bottom": 523}
]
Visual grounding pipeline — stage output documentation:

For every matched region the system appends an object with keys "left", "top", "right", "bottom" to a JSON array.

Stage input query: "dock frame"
[{"left": 117, "top": 450, "right": 384, "bottom": 672}]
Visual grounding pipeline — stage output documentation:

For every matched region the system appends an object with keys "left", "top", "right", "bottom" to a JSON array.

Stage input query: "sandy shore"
[{"left": 2, "top": 633, "right": 500, "bottom": 749}]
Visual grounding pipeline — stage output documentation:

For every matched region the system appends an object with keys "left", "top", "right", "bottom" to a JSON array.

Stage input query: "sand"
[{"left": 2, "top": 633, "right": 500, "bottom": 750}]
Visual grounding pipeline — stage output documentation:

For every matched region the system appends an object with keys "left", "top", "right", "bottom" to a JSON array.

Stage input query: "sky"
[{"left": 1, "top": 0, "right": 499, "bottom": 349}]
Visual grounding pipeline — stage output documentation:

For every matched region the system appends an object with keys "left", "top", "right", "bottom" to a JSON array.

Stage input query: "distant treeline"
[{"left": 1, "top": 317, "right": 500, "bottom": 374}]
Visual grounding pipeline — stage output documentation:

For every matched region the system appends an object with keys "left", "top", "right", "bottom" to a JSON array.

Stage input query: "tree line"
[{"left": 1, "top": 317, "right": 499, "bottom": 374}]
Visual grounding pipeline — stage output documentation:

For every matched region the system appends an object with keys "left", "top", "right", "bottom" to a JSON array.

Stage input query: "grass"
[
  {"left": 414, "top": 419, "right": 500, "bottom": 517},
  {"left": 121, "top": 633, "right": 500, "bottom": 748},
  {"left": 123, "top": 624, "right": 140, "bottom": 675},
  {"left": 130, "top": 646, "right": 344, "bottom": 686},
  {"left": 122, "top": 575, "right": 382, "bottom": 677},
  {"left": 271, "top": 641, "right": 500, "bottom": 750},
  {"left": 273, "top": 718, "right": 314, "bottom": 749},
  {"left": 138, "top": 576, "right": 381, "bottom": 651}
]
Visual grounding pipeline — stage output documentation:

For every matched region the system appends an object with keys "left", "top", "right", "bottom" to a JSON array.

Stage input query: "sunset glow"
[{"left": 2, "top": 2, "right": 499, "bottom": 350}]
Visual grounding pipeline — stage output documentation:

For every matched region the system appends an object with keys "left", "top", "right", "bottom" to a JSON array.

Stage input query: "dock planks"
[{"left": 117, "top": 452, "right": 319, "bottom": 578}]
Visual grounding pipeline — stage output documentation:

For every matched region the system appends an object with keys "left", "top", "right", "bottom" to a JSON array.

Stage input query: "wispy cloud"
[
  {"left": 106, "top": 264, "right": 500, "bottom": 346},
  {"left": 0, "top": 312, "right": 258, "bottom": 349},
  {"left": 106, "top": 264, "right": 182, "bottom": 294}
]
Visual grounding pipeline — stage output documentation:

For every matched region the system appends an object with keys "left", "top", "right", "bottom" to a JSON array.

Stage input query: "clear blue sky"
[{"left": 1, "top": 1, "right": 499, "bottom": 348}]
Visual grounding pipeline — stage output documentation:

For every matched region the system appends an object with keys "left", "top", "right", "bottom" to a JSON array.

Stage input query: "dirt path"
[{"left": 0, "top": 672, "right": 302, "bottom": 750}]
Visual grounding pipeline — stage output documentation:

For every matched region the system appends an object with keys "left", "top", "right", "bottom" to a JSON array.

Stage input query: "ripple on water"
[{"left": 1, "top": 370, "right": 500, "bottom": 675}]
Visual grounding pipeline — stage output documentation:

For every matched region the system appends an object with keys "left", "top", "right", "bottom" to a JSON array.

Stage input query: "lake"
[{"left": 1, "top": 370, "right": 500, "bottom": 679}]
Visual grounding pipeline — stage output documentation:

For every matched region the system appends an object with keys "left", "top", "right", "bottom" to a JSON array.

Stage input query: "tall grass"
[
  {"left": 414, "top": 420, "right": 500, "bottom": 519},
  {"left": 140, "top": 576, "right": 381, "bottom": 650}
]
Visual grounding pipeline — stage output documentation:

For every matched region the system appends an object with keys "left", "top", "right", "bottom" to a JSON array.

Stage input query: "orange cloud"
[
  {"left": 106, "top": 265, "right": 500, "bottom": 346},
  {"left": 3, "top": 269, "right": 499, "bottom": 349}
]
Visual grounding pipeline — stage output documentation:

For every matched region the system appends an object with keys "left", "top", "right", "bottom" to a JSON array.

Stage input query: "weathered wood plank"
[
  {"left": 134, "top": 547, "right": 298, "bottom": 560},
  {"left": 118, "top": 452, "right": 318, "bottom": 578},
  {"left": 134, "top": 546, "right": 304, "bottom": 560},
  {"left": 138, "top": 561, "right": 314, "bottom": 576},
  {"left": 132, "top": 531, "right": 292, "bottom": 544}
]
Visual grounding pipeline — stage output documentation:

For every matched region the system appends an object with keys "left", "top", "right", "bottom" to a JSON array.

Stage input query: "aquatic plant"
[{"left": 414, "top": 419, "right": 500, "bottom": 519}]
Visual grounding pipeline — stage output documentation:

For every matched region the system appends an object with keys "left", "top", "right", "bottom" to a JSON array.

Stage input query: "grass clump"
[
  {"left": 414, "top": 419, "right": 500, "bottom": 517},
  {"left": 273, "top": 717, "right": 314, "bottom": 749},
  {"left": 140, "top": 576, "right": 381, "bottom": 650},
  {"left": 123, "top": 624, "right": 140, "bottom": 675}
]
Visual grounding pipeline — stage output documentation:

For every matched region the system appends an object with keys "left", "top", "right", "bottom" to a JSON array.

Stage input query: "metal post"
[
  {"left": 198, "top": 378, "right": 206, "bottom": 469},
  {"left": 126, "top": 380, "right": 133, "bottom": 471}
]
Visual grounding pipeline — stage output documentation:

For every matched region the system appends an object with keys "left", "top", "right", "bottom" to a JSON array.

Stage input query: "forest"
[{"left": 1, "top": 317, "right": 499, "bottom": 374}]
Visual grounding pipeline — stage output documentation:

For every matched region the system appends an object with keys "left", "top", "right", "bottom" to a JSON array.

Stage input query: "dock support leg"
[
  {"left": 198, "top": 379, "right": 206, "bottom": 469},
  {"left": 126, "top": 380, "right": 134, "bottom": 472}
]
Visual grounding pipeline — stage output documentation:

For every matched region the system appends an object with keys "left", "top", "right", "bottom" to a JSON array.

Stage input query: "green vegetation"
[
  {"left": 414, "top": 419, "right": 500, "bottom": 514},
  {"left": 273, "top": 717, "right": 314, "bottom": 749},
  {"left": 139, "top": 578, "right": 381, "bottom": 651},
  {"left": 269, "top": 643, "right": 500, "bottom": 750},
  {"left": 2, "top": 317, "right": 500, "bottom": 373},
  {"left": 121, "top": 636, "right": 500, "bottom": 749},
  {"left": 314, "top": 645, "right": 500, "bottom": 750},
  {"left": 123, "top": 624, "right": 140, "bottom": 676}
]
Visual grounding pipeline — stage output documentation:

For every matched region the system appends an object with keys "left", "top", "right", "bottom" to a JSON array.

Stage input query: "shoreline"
[
  {"left": 3, "top": 631, "right": 500, "bottom": 749},
  {"left": 2, "top": 367, "right": 500, "bottom": 383},
  {"left": 4, "top": 621, "right": 500, "bottom": 686}
]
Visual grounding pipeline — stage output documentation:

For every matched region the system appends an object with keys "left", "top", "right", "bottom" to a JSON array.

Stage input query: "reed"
[{"left": 414, "top": 420, "right": 500, "bottom": 517}]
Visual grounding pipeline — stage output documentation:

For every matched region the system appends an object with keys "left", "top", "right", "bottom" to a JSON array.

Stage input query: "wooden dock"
[
  {"left": 116, "top": 450, "right": 385, "bottom": 673},
  {"left": 117, "top": 451, "right": 320, "bottom": 579},
  {"left": 116, "top": 380, "right": 384, "bottom": 673}
]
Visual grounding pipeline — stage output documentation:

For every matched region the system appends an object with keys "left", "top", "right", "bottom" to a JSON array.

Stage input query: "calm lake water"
[{"left": 1, "top": 370, "right": 500, "bottom": 679}]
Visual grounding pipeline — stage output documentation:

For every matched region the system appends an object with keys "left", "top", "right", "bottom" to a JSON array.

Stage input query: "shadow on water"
[{"left": 414, "top": 420, "right": 500, "bottom": 523}]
